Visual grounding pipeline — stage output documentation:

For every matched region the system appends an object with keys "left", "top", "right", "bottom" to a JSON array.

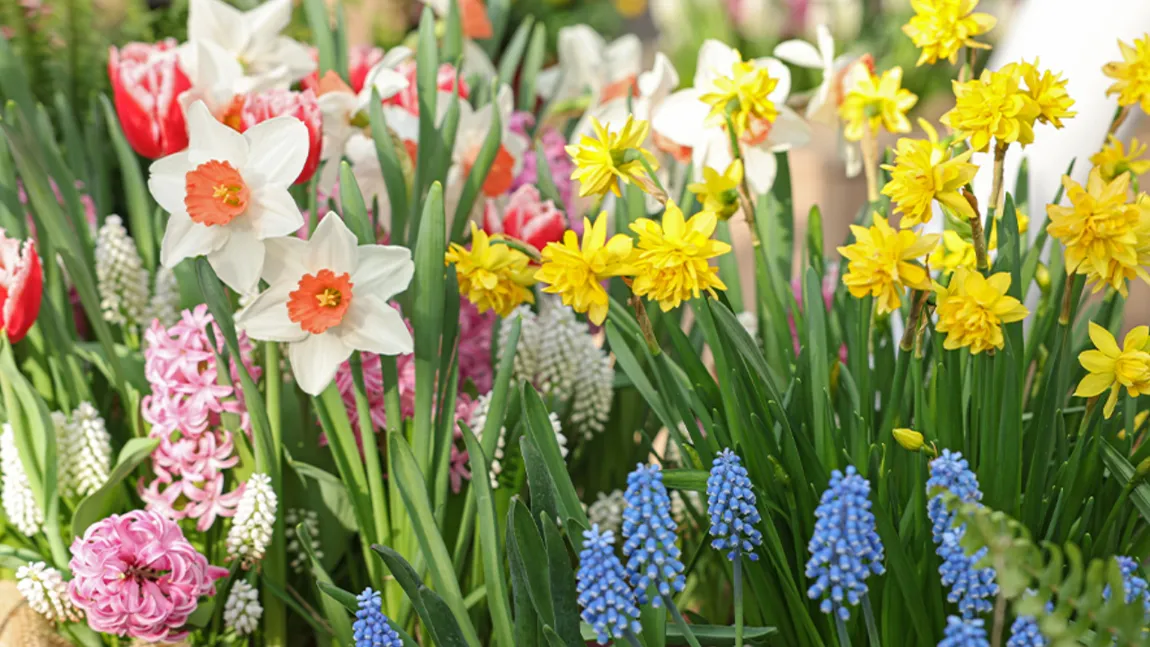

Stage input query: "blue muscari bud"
[
  {"left": 577, "top": 525, "right": 643, "bottom": 644},
  {"left": 353, "top": 588, "right": 402, "bottom": 647},
  {"left": 622, "top": 463, "right": 686, "bottom": 606},
  {"left": 805, "top": 465, "right": 885, "bottom": 620},
  {"left": 706, "top": 448, "right": 763, "bottom": 561},
  {"left": 939, "top": 615, "right": 990, "bottom": 647},
  {"left": 927, "top": 449, "right": 998, "bottom": 618},
  {"left": 1006, "top": 593, "right": 1051, "bottom": 647}
]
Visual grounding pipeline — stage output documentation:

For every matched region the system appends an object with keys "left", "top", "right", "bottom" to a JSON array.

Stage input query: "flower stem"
[
  {"left": 861, "top": 125, "right": 880, "bottom": 204},
  {"left": 1058, "top": 271, "right": 1076, "bottom": 326},
  {"left": 624, "top": 631, "right": 645, "bottom": 647},
  {"left": 1106, "top": 105, "right": 1132, "bottom": 140},
  {"left": 351, "top": 354, "right": 391, "bottom": 549},
  {"left": 835, "top": 614, "right": 853, "bottom": 647},
  {"left": 862, "top": 596, "right": 881, "bottom": 647},
  {"left": 262, "top": 342, "right": 287, "bottom": 647},
  {"left": 988, "top": 140, "right": 1008, "bottom": 220},
  {"left": 661, "top": 594, "right": 704, "bottom": 647},
  {"left": 990, "top": 590, "right": 1006, "bottom": 647},
  {"left": 630, "top": 293, "right": 662, "bottom": 356},
  {"left": 734, "top": 557, "right": 745, "bottom": 647},
  {"left": 899, "top": 289, "right": 929, "bottom": 352}
]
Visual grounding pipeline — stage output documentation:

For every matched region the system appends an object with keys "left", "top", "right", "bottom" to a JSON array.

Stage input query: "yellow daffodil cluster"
[
  {"left": 881, "top": 120, "right": 978, "bottom": 229},
  {"left": 1076, "top": 322, "right": 1150, "bottom": 419},
  {"left": 700, "top": 57, "right": 780, "bottom": 141},
  {"left": 534, "top": 212, "right": 635, "bottom": 325},
  {"left": 839, "top": 67, "right": 918, "bottom": 142},
  {"left": 933, "top": 268, "right": 1028, "bottom": 354},
  {"left": 446, "top": 224, "right": 537, "bottom": 318},
  {"left": 1092, "top": 136, "right": 1150, "bottom": 183},
  {"left": 1104, "top": 35, "right": 1150, "bottom": 114},
  {"left": 629, "top": 202, "right": 731, "bottom": 311},
  {"left": 567, "top": 116, "right": 659, "bottom": 198},
  {"left": 838, "top": 215, "right": 939, "bottom": 315},
  {"left": 902, "top": 0, "right": 996, "bottom": 66},
  {"left": 687, "top": 160, "right": 744, "bottom": 220}
]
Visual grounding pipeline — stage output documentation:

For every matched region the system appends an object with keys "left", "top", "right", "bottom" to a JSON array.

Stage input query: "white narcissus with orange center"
[
  {"left": 445, "top": 86, "right": 528, "bottom": 215},
  {"left": 235, "top": 212, "right": 414, "bottom": 396},
  {"left": 147, "top": 100, "right": 308, "bottom": 294}
]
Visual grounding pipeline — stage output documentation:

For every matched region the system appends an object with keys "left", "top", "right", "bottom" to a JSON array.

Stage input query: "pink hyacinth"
[
  {"left": 140, "top": 305, "right": 260, "bottom": 531},
  {"left": 509, "top": 112, "right": 576, "bottom": 225},
  {"left": 68, "top": 509, "right": 228, "bottom": 642}
]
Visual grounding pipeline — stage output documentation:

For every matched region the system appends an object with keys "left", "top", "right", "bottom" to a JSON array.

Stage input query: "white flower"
[
  {"left": 144, "top": 266, "right": 181, "bottom": 327},
  {"left": 0, "top": 424, "right": 41, "bottom": 536},
  {"left": 587, "top": 489, "right": 626, "bottom": 537},
  {"left": 148, "top": 100, "right": 308, "bottom": 294},
  {"left": 224, "top": 579, "right": 263, "bottom": 635},
  {"left": 226, "top": 473, "right": 277, "bottom": 567},
  {"left": 182, "top": 0, "right": 314, "bottom": 90},
  {"left": 444, "top": 86, "right": 528, "bottom": 219},
  {"left": 652, "top": 40, "right": 811, "bottom": 195},
  {"left": 736, "top": 311, "right": 759, "bottom": 341},
  {"left": 15, "top": 562, "right": 80, "bottom": 623},
  {"left": 538, "top": 25, "right": 642, "bottom": 107},
  {"left": 56, "top": 403, "right": 112, "bottom": 499},
  {"left": 470, "top": 391, "right": 566, "bottom": 489},
  {"left": 235, "top": 212, "right": 414, "bottom": 396},
  {"left": 573, "top": 52, "right": 680, "bottom": 143},
  {"left": 95, "top": 215, "right": 150, "bottom": 328},
  {"left": 285, "top": 507, "right": 322, "bottom": 573}
]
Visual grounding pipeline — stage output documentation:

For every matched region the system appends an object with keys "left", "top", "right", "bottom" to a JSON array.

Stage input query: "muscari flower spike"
[
  {"left": 1108, "top": 556, "right": 1150, "bottom": 618},
  {"left": 805, "top": 465, "right": 885, "bottom": 620},
  {"left": 353, "top": 588, "right": 403, "bottom": 647},
  {"left": 622, "top": 463, "right": 686, "bottom": 605},
  {"left": 939, "top": 615, "right": 990, "bottom": 647},
  {"left": 706, "top": 449, "right": 763, "bottom": 561},
  {"left": 1006, "top": 593, "right": 1051, "bottom": 647},
  {"left": 577, "top": 525, "right": 642, "bottom": 643},
  {"left": 928, "top": 449, "right": 998, "bottom": 618}
]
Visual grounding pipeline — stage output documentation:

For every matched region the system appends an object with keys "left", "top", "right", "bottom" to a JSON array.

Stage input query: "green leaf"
[
  {"left": 371, "top": 544, "right": 433, "bottom": 630},
  {"left": 412, "top": 7, "right": 440, "bottom": 227},
  {"left": 303, "top": 0, "right": 337, "bottom": 76},
  {"left": 496, "top": 18, "right": 535, "bottom": 93},
  {"left": 413, "top": 183, "right": 446, "bottom": 478},
  {"left": 510, "top": 498, "right": 556, "bottom": 627},
  {"left": 521, "top": 385, "right": 590, "bottom": 538},
  {"left": 542, "top": 515, "right": 583, "bottom": 647},
  {"left": 338, "top": 162, "right": 374, "bottom": 244},
  {"left": 518, "top": 23, "right": 547, "bottom": 112},
  {"left": 508, "top": 523, "right": 539, "bottom": 646},
  {"left": 368, "top": 92, "right": 411, "bottom": 240},
  {"left": 451, "top": 91, "right": 502, "bottom": 241},
  {"left": 289, "top": 460, "right": 357, "bottom": 530},
  {"left": 420, "top": 586, "right": 473, "bottom": 647},
  {"left": 99, "top": 95, "right": 154, "bottom": 270},
  {"left": 72, "top": 438, "right": 159, "bottom": 537},
  {"left": 442, "top": 0, "right": 463, "bottom": 63},
  {"left": 663, "top": 469, "right": 709, "bottom": 492},
  {"left": 579, "top": 623, "right": 777, "bottom": 645},
  {"left": 296, "top": 518, "right": 355, "bottom": 645},
  {"left": 317, "top": 581, "right": 359, "bottom": 613},
  {"left": 521, "top": 435, "right": 559, "bottom": 524}
]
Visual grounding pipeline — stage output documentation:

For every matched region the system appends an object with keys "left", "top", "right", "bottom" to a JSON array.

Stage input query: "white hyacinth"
[
  {"left": 285, "top": 507, "right": 322, "bottom": 574},
  {"left": 224, "top": 579, "right": 263, "bottom": 635},
  {"left": 587, "top": 489, "right": 626, "bottom": 537},
  {"left": 95, "top": 215, "right": 151, "bottom": 328},
  {"left": 56, "top": 403, "right": 112, "bottom": 499},
  {"left": 737, "top": 310, "right": 759, "bottom": 341},
  {"left": 144, "top": 266, "right": 180, "bottom": 327},
  {"left": 1, "top": 424, "right": 42, "bottom": 536},
  {"left": 15, "top": 562, "right": 81, "bottom": 623},
  {"left": 226, "top": 473, "right": 277, "bottom": 567},
  {"left": 469, "top": 391, "right": 567, "bottom": 489}
]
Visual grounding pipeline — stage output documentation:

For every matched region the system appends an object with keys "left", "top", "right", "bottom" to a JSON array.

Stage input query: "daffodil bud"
[
  {"left": 1137, "top": 456, "right": 1150, "bottom": 480},
  {"left": 1035, "top": 263, "right": 1051, "bottom": 291},
  {"left": 893, "top": 427, "right": 925, "bottom": 452}
]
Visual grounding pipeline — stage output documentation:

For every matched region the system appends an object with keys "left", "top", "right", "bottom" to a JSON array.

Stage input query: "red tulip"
[
  {"left": 483, "top": 185, "right": 567, "bottom": 251},
  {"left": 0, "top": 231, "right": 43, "bottom": 343},
  {"left": 301, "top": 45, "right": 385, "bottom": 95},
  {"left": 232, "top": 89, "right": 323, "bottom": 185},
  {"left": 385, "top": 61, "right": 470, "bottom": 117},
  {"left": 108, "top": 40, "right": 192, "bottom": 159}
]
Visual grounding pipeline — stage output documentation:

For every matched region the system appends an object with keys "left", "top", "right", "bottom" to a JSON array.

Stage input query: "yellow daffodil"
[
  {"left": 629, "top": 200, "right": 731, "bottom": 311},
  {"left": 535, "top": 212, "right": 636, "bottom": 325},
  {"left": 933, "top": 267, "right": 1028, "bottom": 354},
  {"left": 929, "top": 230, "right": 977, "bottom": 274},
  {"left": 1046, "top": 168, "right": 1146, "bottom": 296},
  {"left": 838, "top": 214, "right": 939, "bottom": 314},
  {"left": 1009, "top": 60, "right": 1075, "bottom": 129},
  {"left": 566, "top": 116, "right": 658, "bottom": 197},
  {"left": 1075, "top": 321, "right": 1150, "bottom": 418},
  {"left": 445, "top": 224, "right": 536, "bottom": 317},
  {"left": 902, "top": 0, "right": 996, "bottom": 66},
  {"left": 892, "top": 428, "right": 925, "bottom": 451},
  {"left": 699, "top": 57, "right": 780, "bottom": 141},
  {"left": 881, "top": 120, "right": 978, "bottom": 228},
  {"left": 1120, "top": 410, "right": 1149, "bottom": 440},
  {"left": 1092, "top": 136, "right": 1150, "bottom": 183},
  {"left": 839, "top": 67, "right": 918, "bottom": 142},
  {"left": 1104, "top": 35, "right": 1150, "bottom": 113},
  {"left": 687, "top": 160, "right": 744, "bottom": 220},
  {"left": 1079, "top": 196, "right": 1150, "bottom": 296},
  {"left": 942, "top": 68, "right": 1040, "bottom": 152}
]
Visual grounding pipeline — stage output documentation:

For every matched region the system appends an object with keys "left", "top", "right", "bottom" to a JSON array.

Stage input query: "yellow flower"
[
  {"left": 687, "top": 160, "right": 744, "bottom": 220},
  {"left": 699, "top": 57, "right": 779, "bottom": 141},
  {"left": 1012, "top": 61, "right": 1075, "bottom": 129},
  {"left": 933, "top": 267, "right": 1028, "bottom": 354},
  {"left": 566, "top": 116, "right": 658, "bottom": 198},
  {"left": 1091, "top": 136, "right": 1150, "bottom": 182},
  {"left": 445, "top": 224, "right": 536, "bottom": 317},
  {"left": 629, "top": 201, "right": 731, "bottom": 311},
  {"left": 1046, "top": 168, "right": 1146, "bottom": 296},
  {"left": 1104, "top": 35, "right": 1150, "bottom": 114},
  {"left": 838, "top": 214, "right": 939, "bottom": 314},
  {"left": 929, "top": 230, "right": 977, "bottom": 274},
  {"left": 941, "top": 67, "right": 1041, "bottom": 152},
  {"left": 1079, "top": 197, "right": 1150, "bottom": 296},
  {"left": 840, "top": 67, "right": 918, "bottom": 142},
  {"left": 892, "top": 428, "right": 925, "bottom": 451},
  {"left": 881, "top": 120, "right": 978, "bottom": 228},
  {"left": 535, "top": 212, "right": 635, "bottom": 325},
  {"left": 1075, "top": 322, "right": 1150, "bottom": 419},
  {"left": 902, "top": 0, "right": 996, "bottom": 66},
  {"left": 1120, "top": 410, "right": 1150, "bottom": 440}
]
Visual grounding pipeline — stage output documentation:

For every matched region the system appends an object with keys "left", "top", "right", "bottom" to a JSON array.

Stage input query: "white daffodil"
[
  {"left": 418, "top": 0, "right": 497, "bottom": 80},
  {"left": 538, "top": 25, "right": 642, "bottom": 108},
  {"left": 179, "top": 39, "right": 279, "bottom": 123},
  {"left": 574, "top": 52, "right": 679, "bottom": 143},
  {"left": 651, "top": 40, "right": 811, "bottom": 195},
  {"left": 235, "top": 212, "right": 414, "bottom": 396},
  {"left": 182, "top": 0, "right": 314, "bottom": 90},
  {"left": 147, "top": 100, "right": 307, "bottom": 293},
  {"left": 445, "top": 86, "right": 528, "bottom": 217}
]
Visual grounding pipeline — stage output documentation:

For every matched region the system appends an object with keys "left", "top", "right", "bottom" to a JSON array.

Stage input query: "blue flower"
[
  {"left": 577, "top": 525, "right": 642, "bottom": 644},
  {"left": 805, "top": 465, "right": 885, "bottom": 620},
  {"left": 927, "top": 450, "right": 998, "bottom": 618},
  {"left": 622, "top": 463, "right": 686, "bottom": 605},
  {"left": 706, "top": 449, "right": 763, "bottom": 561},
  {"left": 1006, "top": 615, "right": 1046, "bottom": 647},
  {"left": 1103, "top": 556, "right": 1150, "bottom": 624},
  {"left": 353, "top": 588, "right": 402, "bottom": 647},
  {"left": 939, "top": 615, "right": 990, "bottom": 647}
]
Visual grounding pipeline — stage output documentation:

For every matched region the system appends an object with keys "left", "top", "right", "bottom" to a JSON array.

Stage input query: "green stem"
[
  {"left": 624, "top": 632, "right": 645, "bottom": 647},
  {"left": 661, "top": 594, "right": 703, "bottom": 647},
  {"left": 862, "top": 596, "right": 881, "bottom": 647},
  {"left": 734, "top": 557, "right": 745, "bottom": 647},
  {"left": 835, "top": 614, "right": 853, "bottom": 647},
  {"left": 352, "top": 354, "right": 391, "bottom": 550},
  {"left": 262, "top": 343, "right": 287, "bottom": 647}
]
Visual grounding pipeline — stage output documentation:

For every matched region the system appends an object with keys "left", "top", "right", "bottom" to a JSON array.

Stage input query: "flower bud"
[{"left": 893, "top": 427, "right": 925, "bottom": 451}]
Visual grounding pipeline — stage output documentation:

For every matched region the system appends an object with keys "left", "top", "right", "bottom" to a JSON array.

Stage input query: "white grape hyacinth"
[
  {"left": 586, "top": 489, "right": 626, "bottom": 537},
  {"left": 145, "top": 265, "right": 181, "bottom": 327},
  {"left": 95, "top": 215, "right": 151, "bottom": 328},
  {"left": 0, "top": 424, "right": 41, "bottom": 536},
  {"left": 285, "top": 507, "right": 322, "bottom": 574},
  {"left": 224, "top": 579, "right": 263, "bottom": 636},
  {"left": 226, "top": 473, "right": 277, "bottom": 568},
  {"left": 56, "top": 402, "right": 112, "bottom": 499},
  {"left": 15, "top": 562, "right": 81, "bottom": 623},
  {"left": 469, "top": 391, "right": 567, "bottom": 489}
]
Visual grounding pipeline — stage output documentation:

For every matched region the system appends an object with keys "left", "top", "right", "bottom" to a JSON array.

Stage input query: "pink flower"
[
  {"left": 509, "top": 112, "right": 576, "bottom": 225},
  {"left": 483, "top": 185, "right": 567, "bottom": 251},
  {"left": 68, "top": 509, "right": 227, "bottom": 642},
  {"left": 788, "top": 266, "right": 847, "bottom": 362},
  {"left": 107, "top": 40, "right": 191, "bottom": 159},
  {"left": 0, "top": 230, "right": 42, "bottom": 343},
  {"left": 233, "top": 89, "right": 323, "bottom": 185},
  {"left": 302, "top": 45, "right": 385, "bottom": 94},
  {"left": 18, "top": 178, "right": 99, "bottom": 236},
  {"left": 384, "top": 61, "right": 470, "bottom": 117}
]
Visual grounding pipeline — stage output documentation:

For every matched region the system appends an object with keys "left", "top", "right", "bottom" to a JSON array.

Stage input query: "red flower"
[
  {"left": 483, "top": 185, "right": 567, "bottom": 251},
  {"left": 0, "top": 231, "right": 43, "bottom": 343},
  {"left": 107, "top": 40, "right": 192, "bottom": 159},
  {"left": 302, "top": 45, "right": 386, "bottom": 95},
  {"left": 385, "top": 61, "right": 470, "bottom": 117},
  {"left": 236, "top": 89, "right": 323, "bottom": 185}
]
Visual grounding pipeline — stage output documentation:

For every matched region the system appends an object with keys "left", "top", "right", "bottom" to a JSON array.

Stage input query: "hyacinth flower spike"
[
  {"left": 707, "top": 449, "right": 763, "bottom": 647},
  {"left": 576, "top": 525, "right": 644, "bottom": 647}
]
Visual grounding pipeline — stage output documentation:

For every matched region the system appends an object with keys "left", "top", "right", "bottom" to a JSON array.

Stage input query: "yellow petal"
[
  {"left": 1088, "top": 321, "right": 1122, "bottom": 357},
  {"left": 1078, "top": 350, "right": 1114, "bottom": 374},
  {"left": 1074, "top": 372, "right": 1114, "bottom": 397}
]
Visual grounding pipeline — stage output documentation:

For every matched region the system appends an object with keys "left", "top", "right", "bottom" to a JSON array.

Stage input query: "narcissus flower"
[
  {"left": 688, "top": 160, "right": 744, "bottom": 220},
  {"left": 839, "top": 67, "right": 918, "bottom": 141},
  {"left": 183, "top": 0, "right": 314, "bottom": 89},
  {"left": 448, "top": 87, "right": 528, "bottom": 202},
  {"left": 901, "top": 0, "right": 996, "bottom": 66},
  {"left": 699, "top": 57, "right": 780, "bottom": 141},
  {"left": 540, "top": 25, "right": 643, "bottom": 107},
  {"left": 535, "top": 212, "right": 635, "bottom": 325},
  {"left": 567, "top": 115, "right": 658, "bottom": 197},
  {"left": 1003, "top": 60, "right": 1076, "bottom": 129},
  {"left": 1092, "top": 136, "right": 1150, "bottom": 183},
  {"left": 1104, "top": 35, "right": 1150, "bottom": 114},
  {"left": 893, "top": 428, "right": 925, "bottom": 451},
  {"left": 0, "top": 230, "right": 43, "bottom": 343},
  {"left": 108, "top": 40, "right": 192, "bottom": 159},
  {"left": 933, "top": 268, "right": 1028, "bottom": 354},
  {"left": 235, "top": 89, "right": 324, "bottom": 185},
  {"left": 1075, "top": 322, "right": 1150, "bottom": 419},
  {"left": 236, "top": 213, "right": 414, "bottom": 396},
  {"left": 929, "top": 230, "right": 977, "bottom": 274},
  {"left": 630, "top": 201, "right": 731, "bottom": 311},
  {"left": 882, "top": 120, "right": 978, "bottom": 228},
  {"left": 838, "top": 215, "right": 938, "bottom": 315},
  {"left": 445, "top": 224, "right": 537, "bottom": 318},
  {"left": 942, "top": 68, "right": 1041, "bottom": 152},
  {"left": 147, "top": 101, "right": 309, "bottom": 293}
]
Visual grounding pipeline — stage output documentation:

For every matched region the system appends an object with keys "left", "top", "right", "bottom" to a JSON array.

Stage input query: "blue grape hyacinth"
[
  {"left": 576, "top": 525, "right": 643, "bottom": 643},
  {"left": 353, "top": 588, "right": 402, "bottom": 647},
  {"left": 622, "top": 463, "right": 686, "bottom": 605},
  {"left": 1103, "top": 556, "right": 1150, "bottom": 623},
  {"left": 805, "top": 465, "right": 885, "bottom": 620},
  {"left": 927, "top": 450, "right": 998, "bottom": 618},
  {"left": 706, "top": 449, "right": 763, "bottom": 561},
  {"left": 1006, "top": 615, "right": 1046, "bottom": 647},
  {"left": 939, "top": 616, "right": 990, "bottom": 647}
]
